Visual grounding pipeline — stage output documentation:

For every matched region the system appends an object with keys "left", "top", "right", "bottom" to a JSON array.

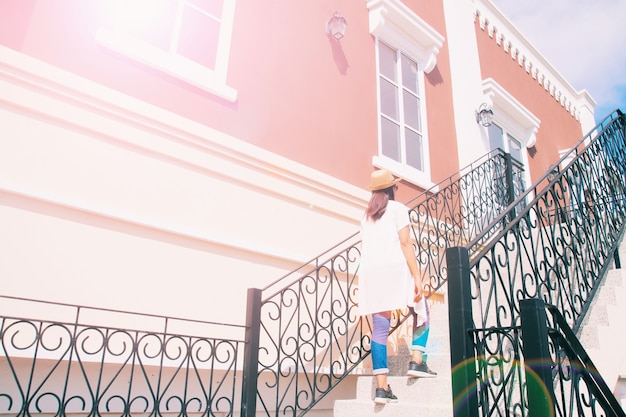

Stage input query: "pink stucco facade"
[{"left": 0, "top": 0, "right": 595, "bottom": 325}]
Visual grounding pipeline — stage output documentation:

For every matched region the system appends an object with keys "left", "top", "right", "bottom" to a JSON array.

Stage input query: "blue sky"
[{"left": 490, "top": 0, "right": 626, "bottom": 123}]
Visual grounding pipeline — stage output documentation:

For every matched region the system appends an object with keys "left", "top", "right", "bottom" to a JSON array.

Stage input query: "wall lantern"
[
  {"left": 476, "top": 103, "right": 494, "bottom": 127},
  {"left": 325, "top": 11, "right": 347, "bottom": 40}
]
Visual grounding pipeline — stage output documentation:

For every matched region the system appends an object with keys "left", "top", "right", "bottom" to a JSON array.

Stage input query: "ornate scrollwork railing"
[
  {"left": 251, "top": 149, "right": 527, "bottom": 417},
  {"left": 1, "top": 151, "right": 530, "bottom": 417},
  {"left": 448, "top": 109, "right": 626, "bottom": 417},
  {"left": 410, "top": 150, "right": 526, "bottom": 297},
  {"left": 546, "top": 304, "right": 626, "bottom": 417},
  {"left": 0, "top": 296, "right": 246, "bottom": 417}
]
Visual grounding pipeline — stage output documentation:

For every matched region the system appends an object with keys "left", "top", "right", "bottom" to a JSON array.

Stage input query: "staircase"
[
  {"left": 249, "top": 149, "right": 528, "bottom": 417},
  {"left": 330, "top": 240, "right": 626, "bottom": 417},
  {"left": 2, "top": 112, "right": 624, "bottom": 417},
  {"left": 441, "top": 109, "right": 626, "bottom": 417},
  {"left": 579, "top": 236, "right": 626, "bottom": 394},
  {"left": 333, "top": 110, "right": 626, "bottom": 416}
]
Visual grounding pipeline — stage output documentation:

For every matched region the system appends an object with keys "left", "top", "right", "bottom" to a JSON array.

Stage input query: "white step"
[
  {"left": 334, "top": 375, "right": 452, "bottom": 417},
  {"left": 579, "top": 266, "right": 626, "bottom": 389}
]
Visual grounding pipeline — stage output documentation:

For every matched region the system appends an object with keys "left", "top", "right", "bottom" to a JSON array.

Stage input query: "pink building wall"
[
  {"left": 475, "top": 20, "right": 585, "bottom": 179},
  {"left": 0, "top": 0, "right": 596, "bottom": 316},
  {"left": 0, "top": 0, "right": 466, "bottom": 194}
]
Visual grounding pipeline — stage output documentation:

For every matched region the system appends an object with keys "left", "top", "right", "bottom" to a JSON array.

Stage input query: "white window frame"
[
  {"left": 481, "top": 78, "right": 540, "bottom": 150},
  {"left": 488, "top": 123, "right": 524, "bottom": 163},
  {"left": 96, "top": 0, "right": 237, "bottom": 102},
  {"left": 367, "top": 0, "right": 444, "bottom": 189},
  {"left": 375, "top": 41, "right": 430, "bottom": 182},
  {"left": 481, "top": 78, "right": 541, "bottom": 192}
]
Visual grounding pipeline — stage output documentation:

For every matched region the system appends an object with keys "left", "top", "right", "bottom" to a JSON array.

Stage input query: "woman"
[{"left": 358, "top": 169, "right": 436, "bottom": 404}]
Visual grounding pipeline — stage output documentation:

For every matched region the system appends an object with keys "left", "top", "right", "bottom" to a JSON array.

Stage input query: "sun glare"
[{"left": 106, "top": 0, "right": 171, "bottom": 30}]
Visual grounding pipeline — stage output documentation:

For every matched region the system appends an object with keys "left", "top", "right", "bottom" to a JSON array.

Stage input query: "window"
[
  {"left": 488, "top": 122, "right": 529, "bottom": 213},
  {"left": 488, "top": 123, "right": 523, "bottom": 163},
  {"left": 481, "top": 78, "right": 540, "bottom": 151},
  {"left": 378, "top": 41, "right": 425, "bottom": 172},
  {"left": 367, "top": 0, "right": 444, "bottom": 189},
  {"left": 96, "top": 0, "right": 237, "bottom": 101},
  {"left": 481, "top": 78, "right": 541, "bottom": 202}
]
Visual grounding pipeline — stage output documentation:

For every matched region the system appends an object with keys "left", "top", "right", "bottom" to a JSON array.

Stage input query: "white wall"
[
  {"left": 0, "top": 46, "right": 369, "bottom": 325},
  {"left": 443, "top": 0, "right": 490, "bottom": 168}
]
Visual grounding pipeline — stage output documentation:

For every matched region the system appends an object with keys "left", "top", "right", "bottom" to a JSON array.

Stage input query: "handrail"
[
  {"left": 0, "top": 294, "right": 246, "bottom": 331},
  {"left": 0, "top": 138, "right": 528, "bottom": 417},
  {"left": 251, "top": 148, "right": 528, "bottom": 417},
  {"left": 468, "top": 109, "right": 624, "bottom": 253},
  {"left": 261, "top": 148, "right": 520, "bottom": 293},
  {"left": 5, "top": 102, "right": 621, "bottom": 417},
  {"left": 467, "top": 109, "right": 625, "bottom": 331},
  {"left": 546, "top": 304, "right": 626, "bottom": 417},
  {"left": 447, "top": 109, "right": 626, "bottom": 417},
  {"left": 0, "top": 295, "right": 247, "bottom": 417}
]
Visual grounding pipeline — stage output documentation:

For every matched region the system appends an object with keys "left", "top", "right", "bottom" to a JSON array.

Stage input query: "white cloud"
[{"left": 491, "top": 0, "right": 626, "bottom": 116}]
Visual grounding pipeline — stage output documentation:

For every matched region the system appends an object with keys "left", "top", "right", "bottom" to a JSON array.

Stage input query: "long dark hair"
[{"left": 365, "top": 186, "right": 395, "bottom": 221}]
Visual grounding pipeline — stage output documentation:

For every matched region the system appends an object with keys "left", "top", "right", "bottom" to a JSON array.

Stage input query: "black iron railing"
[
  {"left": 0, "top": 295, "right": 246, "bottom": 417},
  {"left": 545, "top": 303, "right": 626, "bottom": 417},
  {"left": 246, "top": 149, "right": 527, "bottom": 417},
  {"left": 410, "top": 150, "right": 526, "bottom": 296},
  {"left": 0, "top": 150, "right": 529, "bottom": 417},
  {"left": 447, "top": 109, "right": 626, "bottom": 417}
]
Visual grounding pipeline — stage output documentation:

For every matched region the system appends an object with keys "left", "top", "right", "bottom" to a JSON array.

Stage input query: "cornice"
[
  {"left": 472, "top": 0, "right": 596, "bottom": 123},
  {"left": 367, "top": 0, "right": 445, "bottom": 73}
]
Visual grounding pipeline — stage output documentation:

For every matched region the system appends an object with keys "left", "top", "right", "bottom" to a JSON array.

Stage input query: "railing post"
[
  {"left": 621, "top": 110, "right": 626, "bottom": 145},
  {"left": 504, "top": 152, "right": 516, "bottom": 223},
  {"left": 241, "top": 288, "right": 262, "bottom": 417},
  {"left": 446, "top": 246, "right": 479, "bottom": 417},
  {"left": 519, "top": 298, "right": 555, "bottom": 417}
]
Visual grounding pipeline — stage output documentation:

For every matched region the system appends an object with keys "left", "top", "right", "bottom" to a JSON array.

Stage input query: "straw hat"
[{"left": 367, "top": 169, "right": 401, "bottom": 191}]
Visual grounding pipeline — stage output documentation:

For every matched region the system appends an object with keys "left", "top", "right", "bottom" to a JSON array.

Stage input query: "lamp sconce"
[
  {"left": 325, "top": 11, "right": 347, "bottom": 40},
  {"left": 476, "top": 103, "right": 494, "bottom": 127}
]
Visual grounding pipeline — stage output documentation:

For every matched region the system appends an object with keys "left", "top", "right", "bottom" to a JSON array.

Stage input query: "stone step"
[
  {"left": 579, "top": 268, "right": 626, "bottom": 346},
  {"left": 359, "top": 343, "right": 450, "bottom": 378},
  {"left": 334, "top": 375, "right": 452, "bottom": 417},
  {"left": 582, "top": 267, "right": 626, "bottom": 389},
  {"left": 334, "top": 398, "right": 452, "bottom": 417},
  {"left": 354, "top": 375, "right": 452, "bottom": 403}
]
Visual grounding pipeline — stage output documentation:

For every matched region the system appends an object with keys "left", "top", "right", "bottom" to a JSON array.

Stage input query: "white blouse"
[{"left": 358, "top": 200, "right": 418, "bottom": 316}]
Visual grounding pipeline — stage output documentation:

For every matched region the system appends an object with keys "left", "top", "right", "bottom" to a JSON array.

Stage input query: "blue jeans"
[{"left": 371, "top": 303, "right": 430, "bottom": 374}]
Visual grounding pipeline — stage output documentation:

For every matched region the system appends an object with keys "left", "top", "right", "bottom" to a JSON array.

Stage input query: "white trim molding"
[
  {"left": 367, "top": 0, "right": 445, "bottom": 73},
  {"left": 482, "top": 78, "right": 540, "bottom": 148},
  {"left": 472, "top": 0, "right": 596, "bottom": 124},
  {"left": 0, "top": 45, "right": 369, "bottom": 265},
  {"left": 96, "top": 29, "right": 238, "bottom": 102},
  {"left": 95, "top": 0, "right": 238, "bottom": 102}
]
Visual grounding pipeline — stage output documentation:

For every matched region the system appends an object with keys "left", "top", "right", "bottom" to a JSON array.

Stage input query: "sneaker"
[
  {"left": 407, "top": 361, "right": 437, "bottom": 378},
  {"left": 374, "top": 384, "right": 398, "bottom": 404}
]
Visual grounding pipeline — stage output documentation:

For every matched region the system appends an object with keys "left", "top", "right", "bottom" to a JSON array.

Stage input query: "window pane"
[
  {"left": 405, "top": 128, "right": 423, "bottom": 170},
  {"left": 380, "top": 78, "right": 399, "bottom": 120},
  {"left": 377, "top": 42, "right": 428, "bottom": 176},
  {"left": 381, "top": 117, "right": 401, "bottom": 162},
  {"left": 488, "top": 123, "right": 504, "bottom": 152},
  {"left": 508, "top": 134, "right": 523, "bottom": 162},
  {"left": 403, "top": 89, "right": 420, "bottom": 131},
  {"left": 178, "top": 5, "right": 219, "bottom": 68},
  {"left": 124, "top": 1, "right": 178, "bottom": 50},
  {"left": 401, "top": 53, "right": 419, "bottom": 94},
  {"left": 188, "top": 0, "right": 223, "bottom": 16},
  {"left": 379, "top": 42, "right": 396, "bottom": 82}
]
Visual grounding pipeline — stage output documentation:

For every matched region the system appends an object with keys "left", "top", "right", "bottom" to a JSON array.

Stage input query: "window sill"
[
  {"left": 372, "top": 156, "right": 437, "bottom": 192},
  {"left": 95, "top": 29, "right": 238, "bottom": 102}
]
